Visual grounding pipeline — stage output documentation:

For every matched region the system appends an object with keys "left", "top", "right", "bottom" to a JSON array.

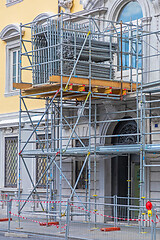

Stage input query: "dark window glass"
[
  {"left": 36, "top": 135, "right": 51, "bottom": 188},
  {"left": 5, "top": 137, "right": 18, "bottom": 187},
  {"left": 75, "top": 139, "right": 89, "bottom": 189}
]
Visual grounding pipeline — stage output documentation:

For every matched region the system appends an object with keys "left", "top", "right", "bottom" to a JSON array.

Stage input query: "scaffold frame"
[{"left": 14, "top": 11, "right": 160, "bottom": 229}]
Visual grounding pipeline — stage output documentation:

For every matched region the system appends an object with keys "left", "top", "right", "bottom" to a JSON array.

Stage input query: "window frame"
[
  {"left": 75, "top": 138, "right": 89, "bottom": 190},
  {"left": 75, "top": 160, "right": 88, "bottom": 190},
  {"left": 10, "top": 48, "right": 20, "bottom": 89},
  {"left": 5, "top": 40, "right": 20, "bottom": 97},
  {"left": 116, "top": 1, "right": 143, "bottom": 72},
  {"left": 4, "top": 136, "right": 18, "bottom": 188},
  {"left": 114, "top": 18, "right": 142, "bottom": 84},
  {"left": 117, "top": 2, "right": 143, "bottom": 23},
  {"left": 117, "top": 22, "right": 142, "bottom": 71},
  {"left": 36, "top": 134, "right": 51, "bottom": 188}
]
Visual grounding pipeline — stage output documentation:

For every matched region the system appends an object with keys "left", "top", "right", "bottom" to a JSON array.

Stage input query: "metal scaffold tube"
[
  {"left": 16, "top": 12, "right": 160, "bottom": 231},
  {"left": 59, "top": 11, "right": 63, "bottom": 230},
  {"left": 18, "top": 22, "right": 23, "bottom": 228},
  {"left": 88, "top": 18, "right": 92, "bottom": 221}
]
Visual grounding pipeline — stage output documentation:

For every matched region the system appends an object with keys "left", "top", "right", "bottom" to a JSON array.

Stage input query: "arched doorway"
[{"left": 111, "top": 118, "right": 140, "bottom": 207}]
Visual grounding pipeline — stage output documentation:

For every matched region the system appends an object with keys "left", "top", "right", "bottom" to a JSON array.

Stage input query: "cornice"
[{"left": 33, "top": 12, "right": 55, "bottom": 24}]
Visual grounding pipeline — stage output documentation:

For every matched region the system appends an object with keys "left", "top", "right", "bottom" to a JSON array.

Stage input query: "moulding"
[
  {"left": 6, "top": 0, "right": 23, "bottom": 8},
  {"left": 0, "top": 23, "right": 24, "bottom": 42},
  {"left": 33, "top": 12, "right": 55, "bottom": 24}
]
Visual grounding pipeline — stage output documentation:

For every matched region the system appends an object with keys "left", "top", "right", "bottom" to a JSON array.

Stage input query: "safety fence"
[{"left": 0, "top": 196, "right": 159, "bottom": 239}]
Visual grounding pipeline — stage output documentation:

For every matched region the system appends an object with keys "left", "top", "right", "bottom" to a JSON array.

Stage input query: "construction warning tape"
[
  {"left": 69, "top": 203, "right": 156, "bottom": 223},
  {"left": 0, "top": 200, "right": 8, "bottom": 203},
  {"left": 9, "top": 212, "right": 67, "bottom": 229},
  {"left": 12, "top": 199, "right": 67, "bottom": 204},
  {"left": 8, "top": 200, "right": 160, "bottom": 224}
]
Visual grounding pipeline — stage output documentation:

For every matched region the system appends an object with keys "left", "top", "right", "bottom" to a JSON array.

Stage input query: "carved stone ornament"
[
  {"left": 58, "top": 0, "right": 73, "bottom": 13},
  {"left": 80, "top": 0, "right": 106, "bottom": 10},
  {"left": 152, "top": 0, "right": 160, "bottom": 14},
  {"left": 153, "top": 0, "right": 160, "bottom": 8},
  {"left": 114, "top": 120, "right": 137, "bottom": 145},
  {"left": 80, "top": 0, "right": 89, "bottom": 9}
]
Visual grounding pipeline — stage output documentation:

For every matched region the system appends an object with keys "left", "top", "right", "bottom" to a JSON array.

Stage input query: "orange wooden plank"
[
  {"left": 22, "top": 84, "right": 60, "bottom": 95},
  {"left": 49, "top": 75, "right": 137, "bottom": 90},
  {"left": 13, "top": 83, "right": 32, "bottom": 89}
]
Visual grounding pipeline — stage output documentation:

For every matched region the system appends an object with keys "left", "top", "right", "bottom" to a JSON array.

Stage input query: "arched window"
[
  {"left": 117, "top": 1, "right": 143, "bottom": 70},
  {"left": 0, "top": 24, "right": 24, "bottom": 96},
  {"left": 118, "top": 2, "right": 143, "bottom": 22}
]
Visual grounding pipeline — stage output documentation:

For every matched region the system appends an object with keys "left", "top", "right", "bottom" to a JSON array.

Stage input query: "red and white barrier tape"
[
  {"left": 69, "top": 203, "right": 155, "bottom": 223},
  {"left": 0, "top": 199, "right": 9, "bottom": 203},
  {"left": 8, "top": 200, "right": 160, "bottom": 224},
  {"left": 9, "top": 212, "right": 67, "bottom": 229},
  {"left": 1, "top": 194, "right": 8, "bottom": 197},
  {"left": 156, "top": 214, "right": 160, "bottom": 224},
  {"left": 12, "top": 199, "right": 66, "bottom": 204}
]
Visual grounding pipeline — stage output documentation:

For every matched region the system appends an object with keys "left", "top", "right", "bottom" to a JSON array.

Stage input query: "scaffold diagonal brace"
[
  {"left": 19, "top": 89, "right": 60, "bottom": 155},
  {"left": 64, "top": 92, "right": 91, "bottom": 152},
  {"left": 22, "top": 41, "right": 32, "bottom": 66},
  {"left": 69, "top": 152, "right": 90, "bottom": 201},
  {"left": 19, "top": 153, "right": 58, "bottom": 213},
  {"left": 53, "top": 102, "right": 86, "bottom": 148},
  {"left": 21, "top": 156, "right": 44, "bottom": 211},
  {"left": 54, "top": 160, "right": 86, "bottom": 208},
  {"left": 64, "top": 31, "right": 91, "bottom": 91},
  {"left": 21, "top": 98, "right": 45, "bottom": 151}
]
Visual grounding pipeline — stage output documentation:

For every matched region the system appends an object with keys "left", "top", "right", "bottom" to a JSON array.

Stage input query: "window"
[
  {"left": 118, "top": 2, "right": 143, "bottom": 23},
  {"left": 5, "top": 137, "right": 18, "bottom": 187},
  {"left": 11, "top": 48, "right": 20, "bottom": 89},
  {"left": 75, "top": 139, "right": 89, "bottom": 189},
  {"left": 117, "top": 1, "right": 143, "bottom": 70},
  {"left": 6, "top": 0, "right": 23, "bottom": 7},
  {"left": 6, "top": 42, "right": 20, "bottom": 94},
  {"left": 75, "top": 161, "right": 87, "bottom": 189},
  {"left": 0, "top": 24, "right": 22, "bottom": 96},
  {"left": 36, "top": 135, "right": 51, "bottom": 188}
]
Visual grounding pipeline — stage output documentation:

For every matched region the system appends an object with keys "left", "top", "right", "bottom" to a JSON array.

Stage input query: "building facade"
[{"left": 0, "top": 0, "right": 160, "bottom": 206}]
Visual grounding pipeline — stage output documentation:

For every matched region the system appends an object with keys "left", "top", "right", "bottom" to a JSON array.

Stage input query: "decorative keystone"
[{"left": 58, "top": 0, "right": 73, "bottom": 13}]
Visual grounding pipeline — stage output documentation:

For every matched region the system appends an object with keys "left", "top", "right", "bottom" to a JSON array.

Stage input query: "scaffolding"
[{"left": 14, "top": 11, "right": 160, "bottom": 226}]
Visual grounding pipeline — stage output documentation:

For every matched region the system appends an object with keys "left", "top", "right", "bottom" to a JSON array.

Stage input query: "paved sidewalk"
[
  {"left": 0, "top": 232, "right": 64, "bottom": 240},
  {"left": 0, "top": 214, "right": 159, "bottom": 240},
  {"left": 0, "top": 218, "right": 156, "bottom": 240}
]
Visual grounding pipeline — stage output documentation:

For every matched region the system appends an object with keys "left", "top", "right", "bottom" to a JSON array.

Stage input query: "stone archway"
[{"left": 111, "top": 117, "right": 138, "bottom": 145}]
